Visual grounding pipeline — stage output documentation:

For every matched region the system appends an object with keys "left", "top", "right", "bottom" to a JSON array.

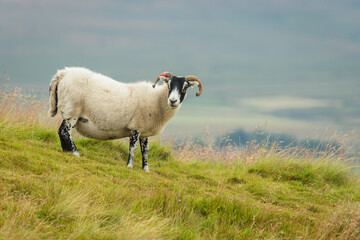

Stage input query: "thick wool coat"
[{"left": 49, "top": 67, "right": 179, "bottom": 139}]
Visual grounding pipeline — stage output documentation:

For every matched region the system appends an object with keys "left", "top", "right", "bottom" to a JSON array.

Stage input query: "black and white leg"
[
  {"left": 58, "top": 118, "right": 80, "bottom": 157},
  {"left": 126, "top": 130, "right": 139, "bottom": 168},
  {"left": 140, "top": 138, "right": 149, "bottom": 172}
]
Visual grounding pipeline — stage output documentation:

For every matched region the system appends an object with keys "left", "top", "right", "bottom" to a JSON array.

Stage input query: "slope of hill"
[{"left": 0, "top": 121, "right": 360, "bottom": 239}]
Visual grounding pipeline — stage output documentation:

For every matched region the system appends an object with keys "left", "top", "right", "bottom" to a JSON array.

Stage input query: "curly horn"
[
  {"left": 152, "top": 72, "right": 174, "bottom": 88},
  {"left": 185, "top": 75, "right": 202, "bottom": 97}
]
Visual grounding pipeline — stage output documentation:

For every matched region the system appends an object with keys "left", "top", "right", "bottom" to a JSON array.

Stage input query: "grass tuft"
[{"left": 248, "top": 157, "right": 352, "bottom": 187}]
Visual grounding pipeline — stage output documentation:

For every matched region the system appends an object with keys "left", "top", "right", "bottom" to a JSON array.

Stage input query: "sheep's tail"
[{"left": 48, "top": 69, "right": 66, "bottom": 117}]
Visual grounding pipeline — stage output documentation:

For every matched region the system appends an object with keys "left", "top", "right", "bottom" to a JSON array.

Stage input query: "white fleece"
[{"left": 49, "top": 67, "right": 180, "bottom": 140}]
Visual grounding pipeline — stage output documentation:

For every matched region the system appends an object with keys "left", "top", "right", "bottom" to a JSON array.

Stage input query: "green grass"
[{"left": 0, "top": 121, "right": 360, "bottom": 239}]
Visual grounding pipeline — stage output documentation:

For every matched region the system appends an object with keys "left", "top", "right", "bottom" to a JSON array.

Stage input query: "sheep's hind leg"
[
  {"left": 140, "top": 138, "right": 149, "bottom": 172},
  {"left": 58, "top": 118, "right": 80, "bottom": 157},
  {"left": 126, "top": 130, "right": 139, "bottom": 168}
]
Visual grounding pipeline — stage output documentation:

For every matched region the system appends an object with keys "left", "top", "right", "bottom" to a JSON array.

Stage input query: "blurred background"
[{"left": 1, "top": 0, "right": 359, "bottom": 142}]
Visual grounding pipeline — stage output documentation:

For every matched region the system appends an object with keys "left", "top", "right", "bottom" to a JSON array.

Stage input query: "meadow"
[{"left": 0, "top": 80, "right": 360, "bottom": 239}]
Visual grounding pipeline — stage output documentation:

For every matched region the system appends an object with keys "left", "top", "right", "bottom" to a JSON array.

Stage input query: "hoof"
[
  {"left": 142, "top": 166, "right": 150, "bottom": 172},
  {"left": 127, "top": 164, "right": 133, "bottom": 168},
  {"left": 73, "top": 151, "right": 80, "bottom": 157}
]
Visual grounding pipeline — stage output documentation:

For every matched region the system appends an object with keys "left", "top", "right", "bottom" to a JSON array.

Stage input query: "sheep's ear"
[
  {"left": 159, "top": 76, "right": 170, "bottom": 83},
  {"left": 186, "top": 80, "right": 199, "bottom": 88}
]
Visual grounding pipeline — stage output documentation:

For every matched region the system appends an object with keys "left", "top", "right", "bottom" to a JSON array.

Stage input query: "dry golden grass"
[{"left": 0, "top": 74, "right": 60, "bottom": 128}]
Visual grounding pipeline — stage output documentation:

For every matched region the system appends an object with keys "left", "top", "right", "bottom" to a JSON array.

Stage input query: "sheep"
[{"left": 48, "top": 67, "right": 202, "bottom": 172}]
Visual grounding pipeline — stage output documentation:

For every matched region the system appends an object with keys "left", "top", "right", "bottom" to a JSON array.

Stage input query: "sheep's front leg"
[
  {"left": 126, "top": 130, "right": 139, "bottom": 168},
  {"left": 58, "top": 119, "right": 80, "bottom": 157},
  {"left": 140, "top": 138, "right": 149, "bottom": 172}
]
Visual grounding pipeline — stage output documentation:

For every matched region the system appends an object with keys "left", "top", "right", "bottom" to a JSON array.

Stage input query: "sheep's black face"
[
  {"left": 157, "top": 74, "right": 200, "bottom": 109},
  {"left": 166, "top": 76, "right": 188, "bottom": 109}
]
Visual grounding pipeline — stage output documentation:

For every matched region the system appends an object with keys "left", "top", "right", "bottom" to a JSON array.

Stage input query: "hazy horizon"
[{"left": 1, "top": 0, "right": 359, "bottom": 138}]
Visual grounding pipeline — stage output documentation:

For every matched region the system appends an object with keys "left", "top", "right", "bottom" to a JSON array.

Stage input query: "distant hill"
[{"left": 216, "top": 129, "right": 341, "bottom": 152}]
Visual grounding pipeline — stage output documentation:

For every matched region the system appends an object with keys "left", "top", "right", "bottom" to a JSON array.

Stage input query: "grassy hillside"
[
  {"left": 0, "top": 83, "right": 360, "bottom": 239},
  {"left": 1, "top": 121, "right": 360, "bottom": 240}
]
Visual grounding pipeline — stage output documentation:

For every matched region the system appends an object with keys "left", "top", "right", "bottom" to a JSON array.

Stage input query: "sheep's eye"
[{"left": 182, "top": 86, "right": 188, "bottom": 93}]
